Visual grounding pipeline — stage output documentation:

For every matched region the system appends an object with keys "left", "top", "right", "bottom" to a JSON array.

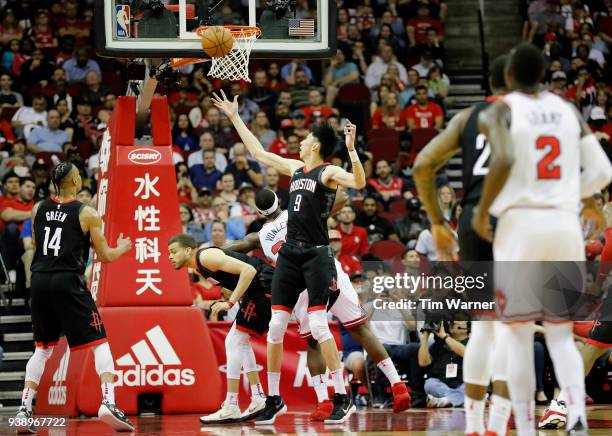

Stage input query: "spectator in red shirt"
[
  {"left": 57, "top": 0, "right": 90, "bottom": 46},
  {"left": 330, "top": 229, "right": 361, "bottom": 276},
  {"left": 192, "top": 273, "right": 224, "bottom": 311},
  {"left": 27, "top": 10, "right": 57, "bottom": 52},
  {"left": 0, "top": 176, "right": 35, "bottom": 272},
  {"left": 336, "top": 205, "right": 369, "bottom": 258},
  {"left": 367, "top": 160, "right": 409, "bottom": 209},
  {"left": 301, "top": 89, "right": 337, "bottom": 127},
  {"left": 371, "top": 91, "right": 408, "bottom": 131},
  {"left": 405, "top": 85, "right": 444, "bottom": 130},
  {"left": 565, "top": 66, "right": 596, "bottom": 114},
  {"left": 270, "top": 132, "right": 301, "bottom": 160},
  {"left": 168, "top": 74, "right": 199, "bottom": 111},
  {"left": 407, "top": 3, "right": 444, "bottom": 48}
]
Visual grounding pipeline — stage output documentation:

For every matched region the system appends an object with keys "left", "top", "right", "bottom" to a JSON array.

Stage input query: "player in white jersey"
[
  {"left": 472, "top": 44, "right": 612, "bottom": 436},
  {"left": 225, "top": 189, "right": 412, "bottom": 420}
]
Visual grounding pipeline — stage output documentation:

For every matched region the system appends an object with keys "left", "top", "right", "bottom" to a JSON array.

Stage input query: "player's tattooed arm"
[
  {"left": 222, "top": 232, "right": 261, "bottom": 253},
  {"left": 322, "top": 121, "right": 366, "bottom": 190},
  {"left": 212, "top": 90, "right": 304, "bottom": 176},
  {"left": 472, "top": 101, "right": 514, "bottom": 242},
  {"left": 80, "top": 206, "right": 132, "bottom": 263}
]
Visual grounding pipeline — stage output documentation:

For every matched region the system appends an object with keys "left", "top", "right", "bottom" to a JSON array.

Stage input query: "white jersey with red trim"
[
  {"left": 489, "top": 91, "right": 582, "bottom": 217},
  {"left": 259, "top": 210, "right": 289, "bottom": 264}
]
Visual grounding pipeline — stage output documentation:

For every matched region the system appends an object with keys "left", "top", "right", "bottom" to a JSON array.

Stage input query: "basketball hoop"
[{"left": 169, "top": 26, "right": 261, "bottom": 82}]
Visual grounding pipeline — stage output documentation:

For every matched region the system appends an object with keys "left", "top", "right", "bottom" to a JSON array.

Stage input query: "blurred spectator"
[
  {"left": 0, "top": 176, "right": 35, "bottom": 272},
  {"left": 175, "top": 162, "right": 198, "bottom": 204},
  {"left": 81, "top": 71, "right": 107, "bottom": 107},
  {"left": 0, "top": 8, "right": 23, "bottom": 46},
  {"left": 26, "top": 9, "right": 57, "bottom": 52},
  {"left": 289, "top": 69, "right": 315, "bottom": 108},
  {"left": 72, "top": 98, "right": 100, "bottom": 145},
  {"left": 291, "top": 111, "right": 310, "bottom": 139},
  {"left": 192, "top": 188, "right": 215, "bottom": 224},
  {"left": 198, "top": 107, "right": 234, "bottom": 151},
  {"left": 189, "top": 96, "right": 213, "bottom": 131},
  {"left": 102, "top": 92, "right": 117, "bottom": 112},
  {"left": 2, "top": 39, "right": 20, "bottom": 72},
  {"left": 229, "top": 83, "right": 259, "bottom": 124},
  {"left": 565, "top": 65, "right": 597, "bottom": 116},
  {"left": 191, "top": 67, "right": 213, "bottom": 95},
  {"left": 0, "top": 107, "right": 16, "bottom": 142},
  {"left": 205, "top": 199, "right": 246, "bottom": 242},
  {"left": 188, "top": 132, "right": 228, "bottom": 172},
  {"left": 62, "top": 47, "right": 101, "bottom": 83},
  {"left": 266, "top": 62, "right": 287, "bottom": 92},
  {"left": 217, "top": 173, "right": 238, "bottom": 204},
  {"left": 532, "top": 0, "right": 565, "bottom": 46},
  {"left": 371, "top": 84, "right": 391, "bottom": 116},
  {"left": 230, "top": 184, "right": 258, "bottom": 227},
  {"left": 191, "top": 271, "right": 224, "bottom": 311},
  {"left": 169, "top": 74, "right": 199, "bottom": 110},
  {"left": 20, "top": 48, "right": 54, "bottom": 88},
  {"left": 179, "top": 203, "right": 206, "bottom": 245},
  {"left": 438, "top": 185, "right": 456, "bottom": 221},
  {"left": 282, "top": 59, "right": 314, "bottom": 85},
  {"left": 355, "top": 195, "right": 400, "bottom": 244},
  {"left": 330, "top": 228, "right": 361, "bottom": 276},
  {"left": 27, "top": 110, "right": 69, "bottom": 153},
  {"left": 367, "top": 160, "right": 408, "bottom": 208},
  {"left": 55, "top": 98, "right": 75, "bottom": 139},
  {"left": 76, "top": 187, "right": 93, "bottom": 206},
  {"left": 11, "top": 38, "right": 34, "bottom": 78},
  {"left": 0, "top": 73, "right": 24, "bottom": 107},
  {"left": 401, "top": 248, "right": 421, "bottom": 274},
  {"left": 418, "top": 321, "right": 469, "bottom": 408},
  {"left": 405, "top": 85, "right": 444, "bottom": 130},
  {"left": 407, "top": 4, "right": 444, "bottom": 48},
  {"left": 11, "top": 94, "right": 47, "bottom": 139},
  {"left": 371, "top": 91, "right": 407, "bottom": 130},
  {"left": 0, "top": 142, "right": 30, "bottom": 179},
  {"left": 577, "top": 33, "right": 606, "bottom": 68},
  {"left": 205, "top": 220, "right": 230, "bottom": 248},
  {"left": 549, "top": 70, "right": 568, "bottom": 96},
  {"left": 226, "top": 143, "right": 263, "bottom": 187},
  {"left": 412, "top": 51, "right": 437, "bottom": 78},
  {"left": 301, "top": 90, "right": 337, "bottom": 127},
  {"left": 20, "top": 218, "right": 33, "bottom": 289},
  {"left": 336, "top": 205, "right": 369, "bottom": 258},
  {"left": 365, "top": 45, "right": 408, "bottom": 89},
  {"left": 428, "top": 65, "right": 450, "bottom": 102},
  {"left": 416, "top": 27, "right": 447, "bottom": 67},
  {"left": 173, "top": 113, "right": 198, "bottom": 154},
  {"left": 57, "top": 0, "right": 90, "bottom": 45},
  {"left": 323, "top": 48, "right": 360, "bottom": 107},
  {"left": 263, "top": 167, "right": 290, "bottom": 209},
  {"left": 250, "top": 111, "right": 277, "bottom": 150},
  {"left": 0, "top": 172, "right": 20, "bottom": 202},
  {"left": 189, "top": 149, "right": 223, "bottom": 191},
  {"left": 247, "top": 70, "right": 278, "bottom": 110},
  {"left": 394, "top": 197, "right": 429, "bottom": 245}
]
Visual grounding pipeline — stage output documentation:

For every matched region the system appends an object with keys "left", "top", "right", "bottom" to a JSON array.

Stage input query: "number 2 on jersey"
[
  {"left": 472, "top": 134, "right": 490, "bottom": 176},
  {"left": 536, "top": 135, "right": 561, "bottom": 180},
  {"left": 43, "top": 227, "right": 62, "bottom": 256},
  {"left": 293, "top": 194, "right": 302, "bottom": 211}
]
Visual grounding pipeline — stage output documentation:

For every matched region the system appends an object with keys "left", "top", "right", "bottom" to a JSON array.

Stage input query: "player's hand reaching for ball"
[
  {"left": 212, "top": 90, "right": 239, "bottom": 120},
  {"left": 431, "top": 224, "right": 459, "bottom": 261},
  {"left": 117, "top": 233, "right": 132, "bottom": 254},
  {"left": 344, "top": 120, "right": 357, "bottom": 150}
]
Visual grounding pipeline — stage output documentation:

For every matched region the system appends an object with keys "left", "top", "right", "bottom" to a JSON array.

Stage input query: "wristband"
[
  {"left": 443, "top": 334, "right": 450, "bottom": 342},
  {"left": 227, "top": 300, "right": 235, "bottom": 308},
  {"left": 349, "top": 149, "right": 360, "bottom": 162}
]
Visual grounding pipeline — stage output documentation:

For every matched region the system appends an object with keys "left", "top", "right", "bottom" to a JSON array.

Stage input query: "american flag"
[{"left": 288, "top": 18, "right": 315, "bottom": 37}]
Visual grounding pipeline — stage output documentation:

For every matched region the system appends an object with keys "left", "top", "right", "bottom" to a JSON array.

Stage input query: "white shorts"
[
  {"left": 493, "top": 208, "right": 586, "bottom": 320},
  {"left": 294, "top": 263, "right": 368, "bottom": 339}
]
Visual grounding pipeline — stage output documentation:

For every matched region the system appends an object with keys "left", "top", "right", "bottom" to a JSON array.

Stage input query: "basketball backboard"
[{"left": 95, "top": 0, "right": 336, "bottom": 60}]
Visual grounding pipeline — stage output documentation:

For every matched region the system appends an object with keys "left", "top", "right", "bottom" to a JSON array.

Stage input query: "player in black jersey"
[
  {"left": 214, "top": 90, "right": 366, "bottom": 424},
  {"left": 168, "top": 234, "right": 273, "bottom": 424},
  {"left": 412, "top": 56, "right": 513, "bottom": 436},
  {"left": 14, "top": 162, "right": 134, "bottom": 433}
]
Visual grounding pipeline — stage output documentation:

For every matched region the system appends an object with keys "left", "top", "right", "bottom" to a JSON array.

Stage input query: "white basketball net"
[{"left": 207, "top": 27, "right": 259, "bottom": 83}]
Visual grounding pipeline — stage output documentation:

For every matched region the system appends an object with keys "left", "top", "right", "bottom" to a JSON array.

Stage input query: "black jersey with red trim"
[
  {"left": 195, "top": 248, "right": 262, "bottom": 290},
  {"left": 460, "top": 97, "right": 497, "bottom": 207},
  {"left": 31, "top": 197, "right": 90, "bottom": 274},
  {"left": 287, "top": 163, "right": 337, "bottom": 246}
]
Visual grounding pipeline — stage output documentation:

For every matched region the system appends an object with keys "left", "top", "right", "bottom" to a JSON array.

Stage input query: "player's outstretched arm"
[
  {"left": 212, "top": 90, "right": 303, "bottom": 177},
  {"left": 222, "top": 232, "right": 261, "bottom": 253},
  {"left": 204, "top": 248, "right": 257, "bottom": 318},
  {"left": 322, "top": 121, "right": 366, "bottom": 190},
  {"left": 472, "top": 101, "right": 515, "bottom": 242},
  {"left": 81, "top": 206, "right": 132, "bottom": 263}
]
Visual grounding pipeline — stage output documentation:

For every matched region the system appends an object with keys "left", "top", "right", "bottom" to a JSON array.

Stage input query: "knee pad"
[
  {"left": 308, "top": 310, "right": 333, "bottom": 343},
  {"left": 267, "top": 310, "right": 290, "bottom": 344},
  {"left": 93, "top": 342, "right": 115, "bottom": 376},
  {"left": 25, "top": 346, "right": 54, "bottom": 385},
  {"left": 225, "top": 324, "right": 248, "bottom": 379}
]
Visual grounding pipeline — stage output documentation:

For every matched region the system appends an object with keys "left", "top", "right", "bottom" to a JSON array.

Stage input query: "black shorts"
[
  {"left": 31, "top": 271, "right": 107, "bottom": 350},
  {"left": 271, "top": 240, "right": 337, "bottom": 313},
  {"left": 235, "top": 263, "right": 273, "bottom": 337},
  {"left": 457, "top": 204, "right": 493, "bottom": 262},
  {"left": 587, "top": 320, "right": 612, "bottom": 348}
]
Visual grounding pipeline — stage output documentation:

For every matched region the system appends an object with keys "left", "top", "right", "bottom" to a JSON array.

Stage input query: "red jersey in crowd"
[
  {"left": 405, "top": 102, "right": 444, "bottom": 129},
  {"left": 192, "top": 281, "right": 223, "bottom": 301},
  {"left": 371, "top": 108, "right": 407, "bottom": 130},
  {"left": 407, "top": 18, "right": 443, "bottom": 45},
  {"left": 338, "top": 254, "right": 361, "bottom": 276},
  {"left": 367, "top": 177, "right": 404, "bottom": 200},
  {"left": 337, "top": 225, "right": 369, "bottom": 257},
  {"left": 0, "top": 197, "right": 34, "bottom": 230},
  {"left": 301, "top": 106, "right": 335, "bottom": 127}
]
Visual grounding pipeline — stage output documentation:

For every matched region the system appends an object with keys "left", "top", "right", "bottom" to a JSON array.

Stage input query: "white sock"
[
  {"left": 330, "top": 368, "right": 346, "bottom": 394},
  {"left": 544, "top": 322, "right": 586, "bottom": 428},
  {"left": 312, "top": 374, "right": 329, "bottom": 402},
  {"left": 377, "top": 357, "right": 401, "bottom": 385},
  {"left": 487, "top": 394, "right": 512, "bottom": 436},
  {"left": 225, "top": 392, "right": 238, "bottom": 406},
  {"left": 267, "top": 372, "right": 281, "bottom": 396},
  {"left": 464, "top": 397, "right": 485, "bottom": 434},
  {"left": 21, "top": 387, "right": 36, "bottom": 412},
  {"left": 251, "top": 383, "right": 265, "bottom": 399},
  {"left": 512, "top": 400, "right": 536, "bottom": 436},
  {"left": 557, "top": 389, "right": 567, "bottom": 404},
  {"left": 101, "top": 382, "right": 115, "bottom": 404}
]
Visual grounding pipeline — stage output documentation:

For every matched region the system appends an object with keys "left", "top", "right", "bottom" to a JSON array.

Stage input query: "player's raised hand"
[
  {"left": 431, "top": 223, "right": 459, "bottom": 261},
  {"left": 211, "top": 89, "right": 239, "bottom": 119},
  {"left": 344, "top": 120, "right": 357, "bottom": 150},
  {"left": 117, "top": 233, "right": 132, "bottom": 253}
]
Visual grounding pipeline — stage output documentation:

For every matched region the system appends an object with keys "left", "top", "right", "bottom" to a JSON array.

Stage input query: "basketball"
[{"left": 200, "top": 26, "right": 234, "bottom": 58}]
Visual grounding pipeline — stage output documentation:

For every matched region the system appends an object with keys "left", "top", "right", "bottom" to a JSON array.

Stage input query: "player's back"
[
  {"left": 490, "top": 91, "right": 582, "bottom": 217},
  {"left": 31, "top": 198, "right": 90, "bottom": 274},
  {"left": 259, "top": 210, "right": 288, "bottom": 264}
]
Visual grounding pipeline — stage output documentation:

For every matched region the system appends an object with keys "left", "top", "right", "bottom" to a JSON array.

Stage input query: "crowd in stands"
[{"left": 0, "top": 0, "right": 610, "bottom": 409}]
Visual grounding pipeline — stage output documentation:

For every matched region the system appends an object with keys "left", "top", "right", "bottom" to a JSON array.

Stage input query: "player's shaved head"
[
  {"left": 506, "top": 43, "right": 545, "bottom": 90},
  {"left": 489, "top": 54, "right": 508, "bottom": 92},
  {"left": 52, "top": 161, "right": 81, "bottom": 194}
]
